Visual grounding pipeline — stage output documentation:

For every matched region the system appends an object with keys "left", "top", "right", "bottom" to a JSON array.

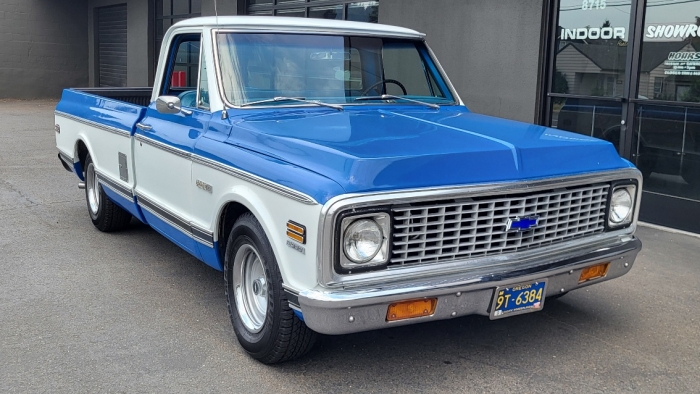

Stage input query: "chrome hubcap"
[
  {"left": 86, "top": 163, "right": 100, "bottom": 215},
  {"left": 233, "top": 244, "right": 268, "bottom": 333}
]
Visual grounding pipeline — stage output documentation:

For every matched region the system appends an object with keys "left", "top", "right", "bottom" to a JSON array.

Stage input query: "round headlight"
[
  {"left": 343, "top": 219, "right": 383, "bottom": 263},
  {"left": 610, "top": 188, "right": 633, "bottom": 224}
]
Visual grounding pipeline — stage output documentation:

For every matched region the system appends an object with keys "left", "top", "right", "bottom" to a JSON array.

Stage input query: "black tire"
[
  {"left": 84, "top": 155, "right": 132, "bottom": 232},
  {"left": 224, "top": 213, "right": 316, "bottom": 364}
]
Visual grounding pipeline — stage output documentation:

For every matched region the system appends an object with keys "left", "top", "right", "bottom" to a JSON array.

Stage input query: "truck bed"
[{"left": 74, "top": 87, "right": 152, "bottom": 107}]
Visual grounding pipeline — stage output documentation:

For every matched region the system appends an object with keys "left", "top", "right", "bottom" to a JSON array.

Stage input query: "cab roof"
[{"left": 172, "top": 16, "right": 425, "bottom": 39}]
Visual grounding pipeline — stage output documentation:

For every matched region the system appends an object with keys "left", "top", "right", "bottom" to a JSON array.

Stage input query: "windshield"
[{"left": 216, "top": 33, "right": 455, "bottom": 107}]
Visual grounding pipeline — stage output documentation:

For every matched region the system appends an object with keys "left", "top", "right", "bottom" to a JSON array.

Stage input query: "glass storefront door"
[
  {"left": 547, "top": 0, "right": 633, "bottom": 153},
  {"left": 543, "top": 0, "right": 700, "bottom": 233},
  {"left": 632, "top": 0, "right": 700, "bottom": 232}
]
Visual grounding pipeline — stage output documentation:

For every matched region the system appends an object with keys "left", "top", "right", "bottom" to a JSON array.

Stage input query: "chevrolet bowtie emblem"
[{"left": 505, "top": 215, "right": 540, "bottom": 232}]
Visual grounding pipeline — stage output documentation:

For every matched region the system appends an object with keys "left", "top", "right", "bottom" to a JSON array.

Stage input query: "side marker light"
[
  {"left": 386, "top": 299, "right": 437, "bottom": 322},
  {"left": 579, "top": 263, "right": 610, "bottom": 283}
]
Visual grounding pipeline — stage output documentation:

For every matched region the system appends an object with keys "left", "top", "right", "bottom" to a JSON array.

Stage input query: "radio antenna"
[{"left": 214, "top": 0, "right": 219, "bottom": 24}]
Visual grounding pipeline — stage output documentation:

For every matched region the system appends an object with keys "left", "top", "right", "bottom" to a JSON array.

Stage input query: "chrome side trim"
[
  {"left": 136, "top": 192, "right": 215, "bottom": 247},
  {"left": 55, "top": 111, "right": 131, "bottom": 137},
  {"left": 282, "top": 285, "right": 301, "bottom": 310},
  {"left": 317, "top": 168, "right": 643, "bottom": 288},
  {"left": 95, "top": 171, "right": 133, "bottom": 202},
  {"left": 134, "top": 134, "right": 190, "bottom": 159},
  {"left": 191, "top": 223, "right": 215, "bottom": 247},
  {"left": 135, "top": 133, "right": 316, "bottom": 205},
  {"left": 137, "top": 193, "right": 192, "bottom": 237},
  {"left": 191, "top": 155, "right": 317, "bottom": 205}
]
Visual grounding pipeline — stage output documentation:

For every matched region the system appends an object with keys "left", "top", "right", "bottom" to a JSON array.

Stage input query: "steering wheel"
[{"left": 361, "top": 79, "right": 407, "bottom": 96}]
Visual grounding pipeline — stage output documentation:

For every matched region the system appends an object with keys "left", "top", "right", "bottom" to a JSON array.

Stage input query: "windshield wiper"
[
  {"left": 354, "top": 94, "right": 440, "bottom": 109},
  {"left": 240, "top": 96, "right": 343, "bottom": 111}
]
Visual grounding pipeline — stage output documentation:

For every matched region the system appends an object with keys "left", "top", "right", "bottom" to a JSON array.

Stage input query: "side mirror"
[{"left": 156, "top": 96, "right": 192, "bottom": 115}]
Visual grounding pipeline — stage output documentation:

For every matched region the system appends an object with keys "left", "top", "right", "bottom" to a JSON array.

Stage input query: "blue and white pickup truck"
[{"left": 55, "top": 16, "right": 642, "bottom": 364}]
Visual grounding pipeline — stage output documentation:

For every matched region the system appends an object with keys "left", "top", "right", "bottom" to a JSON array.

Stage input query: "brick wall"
[{"left": 0, "top": 0, "right": 88, "bottom": 99}]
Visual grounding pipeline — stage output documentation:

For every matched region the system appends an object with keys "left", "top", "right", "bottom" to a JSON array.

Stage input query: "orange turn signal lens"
[
  {"left": 286, "top": 220, "right": 306, "bottom": 244},
  {"left": 579, "top": 263, "right": 610, "bottom": 283},
  {"left": 386, "top": 298, "right": 437, "bottom": 322}
]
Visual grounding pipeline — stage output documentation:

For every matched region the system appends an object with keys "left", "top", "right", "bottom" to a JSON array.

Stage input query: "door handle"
[{"left": 136, "top": 122, "right": 153, "bottom": 131}]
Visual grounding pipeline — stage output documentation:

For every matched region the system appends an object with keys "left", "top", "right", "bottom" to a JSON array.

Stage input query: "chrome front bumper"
[{"left": 292, "top": 237, "right": 642, "bottom": 335}]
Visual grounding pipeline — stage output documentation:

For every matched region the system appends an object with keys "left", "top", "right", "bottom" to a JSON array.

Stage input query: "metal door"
[{"left": 97, "top": 4, "right": 127, "bottom": 87}]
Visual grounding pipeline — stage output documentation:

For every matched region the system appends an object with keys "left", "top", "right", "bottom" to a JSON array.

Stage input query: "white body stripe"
[{"left": 55, "top": 113, "right": 135, "bottom": 193}]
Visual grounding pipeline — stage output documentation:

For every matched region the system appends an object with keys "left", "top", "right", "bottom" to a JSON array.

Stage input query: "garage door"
[{"left": 97, "top": 4, "right": 127, "bottom": 87}]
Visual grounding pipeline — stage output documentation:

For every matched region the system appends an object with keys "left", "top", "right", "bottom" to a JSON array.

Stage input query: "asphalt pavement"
[{"left": 1, "top": 99, "right": 699, "bottom": 393}]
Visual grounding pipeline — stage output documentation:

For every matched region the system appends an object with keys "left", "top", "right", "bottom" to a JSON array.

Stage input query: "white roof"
[{"left": 172, "top": 16, "right": 425, "bottom": 39}]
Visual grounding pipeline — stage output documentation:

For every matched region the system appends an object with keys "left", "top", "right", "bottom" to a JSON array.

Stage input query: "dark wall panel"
[
  {"left": 379, "top": 0, "right": 544, "bottom": 123},
  {"left": 0, "top": 0, "right": 89, "bottom": 98}
]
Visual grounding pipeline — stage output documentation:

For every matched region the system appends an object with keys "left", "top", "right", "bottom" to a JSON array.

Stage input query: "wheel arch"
[
  {"left": 74, "top": 138, "right": 91, "bottom": 181},
  {"left": 217, "top": 200, "right": 252, "bottom": 265},
  {"left": 212, "top": 184, "right": 306, "bottom": 283}
]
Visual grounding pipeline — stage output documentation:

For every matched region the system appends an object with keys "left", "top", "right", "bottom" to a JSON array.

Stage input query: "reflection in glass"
[
  {"left": 347, "top": 1, "right": 379, "bottom": 23},
  {"left": 246, "top": 1, "right": 379, "bottom": 23},
  {"left": 634, "top": 104, "right": 700, "bottom": 201},
  {"left": 637, "top": 0, "right": 700, "bottom": 103},
  {"left": 553, "top": 0, "right": 631, "bottom": 97},
  {"left": 309, "top": 5, "right": 343, "bottom": 20},
  {"left": 550, "top": 97, "right": 622, "bottom": 151},
  {"left": 276, "top": 8, "right": 305, "bottom": 17},
  {"left": 216, "top": 33, "right": 452, "bottom": 106}
]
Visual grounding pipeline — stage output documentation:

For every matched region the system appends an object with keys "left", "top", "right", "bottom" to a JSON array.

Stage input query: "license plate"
[{"left": 490, "top": 279, "right": 547, "bottom": 320}]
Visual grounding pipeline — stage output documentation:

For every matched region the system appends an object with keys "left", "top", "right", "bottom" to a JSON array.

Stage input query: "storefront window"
[
  {"left": 633, "top": 0, "right": 700, "bottom": 203},
  {"left": 552, "top": 0, "right": 632, "bottom": 98},
  {"left": 637, "top": 1, "right": 700, "bottom": 102},
  {"left": 548, "top": 0, "right": 633, "bottom": 149},
  {"left": 545, "top": 0, "right": 700, "bottom": 231},
  {"left": 552, "top": 97, "right": 623, "bottom": 149},
  {"left": 634, "top": 104, "right": 700, "bottom": 200}
]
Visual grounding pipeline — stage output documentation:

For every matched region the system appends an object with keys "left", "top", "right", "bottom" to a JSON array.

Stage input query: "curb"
[{"left": 638, "top": 221, "right": 700, "bottom": 239}]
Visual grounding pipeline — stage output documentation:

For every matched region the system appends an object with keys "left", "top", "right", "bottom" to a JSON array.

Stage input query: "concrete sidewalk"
[{"left": 1, "top": 99, "right": 699, "bottom": 393}]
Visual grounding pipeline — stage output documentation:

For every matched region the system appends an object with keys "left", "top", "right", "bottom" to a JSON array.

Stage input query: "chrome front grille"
[{"left": 390, "top": 183, "right": 610, "bottom": 267}]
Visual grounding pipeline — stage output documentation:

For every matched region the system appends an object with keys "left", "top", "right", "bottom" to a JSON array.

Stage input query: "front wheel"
[{"left": 224, "top": 213, "right": 316, "bottom": 364}]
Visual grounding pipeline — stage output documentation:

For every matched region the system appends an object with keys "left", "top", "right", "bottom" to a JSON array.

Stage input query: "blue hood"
[{"left": 225, "top": 106, "right": 632, "bottom": 197}]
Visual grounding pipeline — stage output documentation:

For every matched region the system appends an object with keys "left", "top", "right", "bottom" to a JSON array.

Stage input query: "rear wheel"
[
  {"left": 84, "top": 155, "right": 132, "bottom": 232},
  {"left": 224, "top": 213, "right": 316, "bottom": 364}
]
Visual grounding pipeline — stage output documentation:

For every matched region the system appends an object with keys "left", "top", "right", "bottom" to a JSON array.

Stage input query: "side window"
[
  {"left": 198, "top": 53, "right": 209, "bottom": 109},
  {"left": 164, "top": 35, "right": 201, "bottom": 108}
]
